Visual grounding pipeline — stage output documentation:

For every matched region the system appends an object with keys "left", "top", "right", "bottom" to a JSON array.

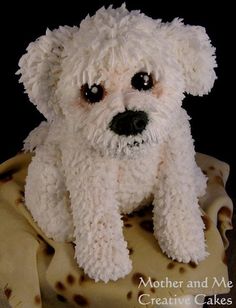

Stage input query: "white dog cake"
[
  {"left": 17, "top": 4, "right": 217, "bottom": 283},
  {"left": 0, "top": 5, "right": 234, "bottom": 308}
]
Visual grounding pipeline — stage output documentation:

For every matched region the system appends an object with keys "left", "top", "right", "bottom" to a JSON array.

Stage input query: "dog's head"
[{"left": 18, "top": 4, "right": 216, "bottom": 158}]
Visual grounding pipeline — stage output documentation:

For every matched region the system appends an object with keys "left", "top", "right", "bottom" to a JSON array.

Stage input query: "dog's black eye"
[
  {"left": 131, "top": 72, "right": 154, "bottom": 91},
  {"left": 81, "top": 83, "right": 105, "bottom": 103}
]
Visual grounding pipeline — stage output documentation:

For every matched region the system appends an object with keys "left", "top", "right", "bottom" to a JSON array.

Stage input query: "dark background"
[{"left": 0, "top": 1, "right": 234, "bottom": 200}]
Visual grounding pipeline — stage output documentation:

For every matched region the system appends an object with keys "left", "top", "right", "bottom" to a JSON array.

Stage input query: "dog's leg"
[
  {"left": 153, "top": 109, "right": 207, "bottom": 264},
  {"left": 25, "top": 145, "right": 74, "bottom": 241},
  {"left": 62, "top": 149, "right": 132, "bottom": 282}
]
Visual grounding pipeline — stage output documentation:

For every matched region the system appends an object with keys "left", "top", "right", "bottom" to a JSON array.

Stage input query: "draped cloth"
[{"left": 0, "top": 153, "right": 233, "bottom": 308}]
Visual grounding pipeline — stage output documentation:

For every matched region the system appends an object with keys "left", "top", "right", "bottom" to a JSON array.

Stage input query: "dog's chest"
[{"left": 116, "top": 153, "right": 160, "bottom": 213}]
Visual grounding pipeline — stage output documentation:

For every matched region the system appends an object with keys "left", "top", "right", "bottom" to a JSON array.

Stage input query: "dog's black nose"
[{"left": 109, "top": 110, "right": 148, "bottom": 136}]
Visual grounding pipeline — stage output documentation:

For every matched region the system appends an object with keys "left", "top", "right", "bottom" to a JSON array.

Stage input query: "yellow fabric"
[{"left": 0, "top": 153, "right": 233, "bottom": 308}]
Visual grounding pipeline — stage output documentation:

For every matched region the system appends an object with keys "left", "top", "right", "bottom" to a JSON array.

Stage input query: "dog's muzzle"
[{"left": 109, "top": 110, "right": 149, "bottom": 136}]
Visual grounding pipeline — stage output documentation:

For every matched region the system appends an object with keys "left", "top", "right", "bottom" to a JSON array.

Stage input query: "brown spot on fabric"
[
  {"left": 151, "top": 278, "right": 156, "bottom": 284},
  {"left": 189, "top": 261, "right": 197, "bottom": 268},
  {"left": 222, "top": 253, "right": 227, "bottom": 265},
  {"left": 132, "top": 273, "right": 147, "bottom": 285},
  {"left": 218, "top": 207, "right": 232, "bottom": 219},
  {"left": 124, "top": 223, "right": 132, "bottom": 228},
  {"left": 217, "top": 207, "right": 232, "bottom": 244},
  {"left": 122, "top": 216, "right": 129, "bottom": 222},
  {"left": 202, "top": 215, "right": 210, "bottom": 231},
  {"left": 202, "top": 170, "right": 207, "bottom": 175},
  {"left": 209, "top": 166, "right": 215, "bottom": 170},
  {"left": 73, "top": 294, "right": 88, "bottom": 306},
  {"left": 57, "top": 294, "right": 67, "bottom": 302},
  {"left": 45, "top": 244, "right": 55, "bottom": 255},
  {"left": 35, "top": 295, "right": 41, "bottom": 304},
  {"left": 179, "top": 267, "right": 185, "bottom": 274},
  {"left": 127, "top": 291, "right": 132, "bottom": 300},
  {"left": 214, "top": 176, "right": 224, "bottom": 187},
  {"left": 128, "top": 247, "right": 134, "bottom": 255},
  {"left": 55, "top": 282, "right": 66, "bottom": 291},
  {"left": 137, "top": 290, "right": 144, "bottom": 299},
  {"left": 79, "top": 274, "right": 88, "bottom": 284},
  {"left": 19, "top": 190, "right": 25, "bottom": 197},
  {"left": 4, "top": 288, "right": 12, "bottom": 299},
  {"left": 139, "top": 220, "right": 154, "bottom": 233},
  {"left": 150, "top": 287, "right": 155, "bottom": 293},
  {"left": 167, "top": 262, "right": 175, "bottom": 269},
  {"left": 67, "top": 274, "right": 75, "bottom": 285},
  {"left": 15, "top": 197, "right": 24, "bottom": 205},
  {"left": 79, "top": 274, "right": 85, "bottom": 284}
]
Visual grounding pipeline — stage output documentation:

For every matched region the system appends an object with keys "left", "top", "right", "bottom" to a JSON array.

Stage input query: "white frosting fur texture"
[{"left": 18, "top": 4, "right": 216, "bottom": 282}]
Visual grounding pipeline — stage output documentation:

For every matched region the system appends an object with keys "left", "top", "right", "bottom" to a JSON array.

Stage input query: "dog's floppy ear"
[
  {"left": 17, "top": 26, "right": 77, "bottom": 121},
  {"left": 162, "top": 19, "right": 217, "bottom": 96}
]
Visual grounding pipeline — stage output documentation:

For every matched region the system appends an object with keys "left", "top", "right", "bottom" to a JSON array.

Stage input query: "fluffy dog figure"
[{"left": 18, "top": 5, "right": 216, "bottom": 282}]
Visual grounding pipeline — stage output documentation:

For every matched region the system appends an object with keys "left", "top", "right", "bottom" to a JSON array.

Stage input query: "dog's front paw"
[
  {"left": 40, "top": 211, "right": 74, "bottom": 242},
  {"left": 43, "top": 223, "right": 74, "bottom": 242},
  {"left": 163, "top": 241, "right": 208, "bottom": 264},
  {"left": 156, "top": 224, "right": 208, "bottom": 264},
  {"left": 75, "top": 242, "right": 132, "bottom": 282}
]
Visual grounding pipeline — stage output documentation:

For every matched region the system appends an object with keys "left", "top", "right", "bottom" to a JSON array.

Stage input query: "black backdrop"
[{"left": 0, "top": 0, "right": 235, "bottom": 198}]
